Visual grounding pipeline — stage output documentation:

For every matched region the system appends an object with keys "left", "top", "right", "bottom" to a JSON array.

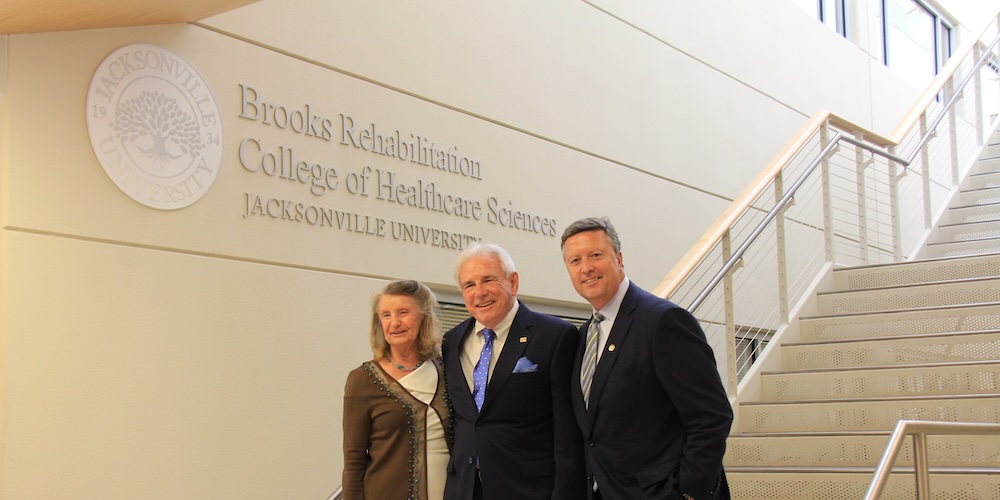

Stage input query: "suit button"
[
  {"left": 588, "top": 440, "right": 595, "bottom": 447},
  {"left": 475, "top": 423, "right": 482, "bottom": 429},
  {"left": 468, "top": 458, "right": 474, "bottom": 464}
]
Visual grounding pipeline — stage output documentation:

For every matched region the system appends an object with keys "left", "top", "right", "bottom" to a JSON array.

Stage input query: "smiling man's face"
[
  {"left": 562, "top": 229, "right": 624, "bottom": 310},
  {"left": 458, "top": 253, "right": 519, "bottom": 329}
]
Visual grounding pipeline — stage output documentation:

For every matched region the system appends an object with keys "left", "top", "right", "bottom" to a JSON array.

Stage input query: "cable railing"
[
  {"left": 653, "top": 11, "right": 1000, "bottom": 395},
  {"left": 863, "top": 420, "right": 1000, "bottom": 500}
]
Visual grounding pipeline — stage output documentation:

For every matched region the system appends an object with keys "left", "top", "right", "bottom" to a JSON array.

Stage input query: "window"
[
  {"left": 882, "top": 0, "right": 954, "bottom": 88},
  {"left": 790, "top": 0, "right": 847, "bottom": 37},
  {"left": 939, "top": 21, "right": 953, "bottom": 71},
  {"left": 821, "top": 0, "right": 846, "bottom": 36}
]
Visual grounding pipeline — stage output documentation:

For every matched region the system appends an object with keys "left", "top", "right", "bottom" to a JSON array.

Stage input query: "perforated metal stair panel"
[
  {"left": 728, "top": 472, "right": 1000, "bottom": 500},
  {"left": 833, "top": 254, "right": 1000, "bottom": 290},
  {"left": 926, "top": 238, "right": 1000, "bottom": 258},
  {"left": 782, "top": 332, "right": 1000, "bottom": 370},
  {"left": 934, "top": 222, "right": 1000, "bottom": 243},
  {"left": 818, "top": 280, "right": 1000, "bottom": 314},
  {"left": 726, "top": 434, "right": 1000, "bottom": 467},
  {"left": 980, "top": 139, "right": 1000, "bottom": 156},
  {"left": 964, "top": 171, "right": 1000, "bottom": 190},
  {"left": 763, "top": 363, "right": 1000, "bottom": 400},
  {"left": 976, "top": 159, "right": 1000, "bottom": 173},
  {"left": 942, "top": 203, "right": 1000, "bottom": 225},
  {"left": 955, "top": 187, "right": 1000, "bottom": 207},
  {"left": 799, "top": 304, "right": 1000, "bottom": 341},
  {"left": 740, "top": 396, "right": 1000, "bottom": 433}
]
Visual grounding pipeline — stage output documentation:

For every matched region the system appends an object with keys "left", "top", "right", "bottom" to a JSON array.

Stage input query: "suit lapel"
[
  {"left": 449, "top": 319, "right": 479, "bottom": 415},
  {"left": 586, "top": 283, "right": 638, "bottom": 426},
  {"left": 480, "top": 301, "right": 530, "bottom": 414}
]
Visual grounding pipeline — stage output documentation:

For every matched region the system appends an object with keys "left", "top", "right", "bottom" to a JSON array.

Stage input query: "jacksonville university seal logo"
[{"left": 86, "top": 43, "right": 223, "bottom": 210}]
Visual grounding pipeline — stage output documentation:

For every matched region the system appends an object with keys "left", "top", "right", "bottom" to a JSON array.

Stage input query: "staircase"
[{"left": 724, "top": 133, "right": 1000, "bottom": 498}]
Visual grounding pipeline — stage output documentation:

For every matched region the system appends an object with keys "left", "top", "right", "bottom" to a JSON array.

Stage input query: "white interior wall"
[
  {"left": 5, "top": 231, "right": 372, "bottom": 499},
  {"left": 1, "top": 1, "right": 991, "bottom": 498}
]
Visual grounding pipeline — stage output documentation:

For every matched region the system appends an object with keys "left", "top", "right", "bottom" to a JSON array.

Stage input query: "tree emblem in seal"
[{"left": 86, "top": 43, "right": 223, "bottom": 210}]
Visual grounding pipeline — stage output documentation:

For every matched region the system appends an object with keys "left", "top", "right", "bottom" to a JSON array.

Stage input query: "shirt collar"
[
  {"left": 474, "top": 299, "right": 519, "bottom": 340},
  {"left": 595, "top": 276, "right": 629, "bottom": 320}
]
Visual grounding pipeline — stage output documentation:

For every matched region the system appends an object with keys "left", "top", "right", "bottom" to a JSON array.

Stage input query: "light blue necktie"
[
  {"left": 581, "top": 313, "right": 605, "bottom": 407},
  {"left": 473, "top": 328, "right": 496, "bottom": 412}
]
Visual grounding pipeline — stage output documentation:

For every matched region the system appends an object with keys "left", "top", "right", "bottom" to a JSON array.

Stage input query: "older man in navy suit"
[
  {"left": 560, "top": 217, "right": 733, "bottom": 500},
  {"left": 443, "top": 242, "right": 585, "bottom": 500}
]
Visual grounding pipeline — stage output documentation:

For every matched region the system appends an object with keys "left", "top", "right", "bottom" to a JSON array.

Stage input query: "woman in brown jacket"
[{"left": 343, "top": 280, "right": 452, "bottom": 499}]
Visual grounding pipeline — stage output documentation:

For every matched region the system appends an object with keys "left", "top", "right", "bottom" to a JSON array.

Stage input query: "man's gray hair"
[
  {"left": 454, "top": 242, "right": 517, "bottom": 285},
  {"left": 560, "top": 216, "right": 622, "bottom": 253}
]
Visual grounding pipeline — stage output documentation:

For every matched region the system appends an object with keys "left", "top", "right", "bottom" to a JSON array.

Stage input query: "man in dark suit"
[
  {"left": 560, "top": 217, "right": 733, "bottom": 500},
  {"left": 443, "top": 242, "right": 586, "bottom": 500}
]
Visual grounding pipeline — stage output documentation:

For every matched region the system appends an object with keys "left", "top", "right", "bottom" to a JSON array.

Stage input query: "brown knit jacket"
[{"left": 342, "top": 358, "right": 451, "bottom": 500}]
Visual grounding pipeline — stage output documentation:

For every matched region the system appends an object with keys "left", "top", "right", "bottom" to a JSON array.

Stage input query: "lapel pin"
[
  {"left": 519, "top": 336, "right": 527, "bottom": 343},
  {"left": 608, "top": 344, "right": 616, "bottom": 352}
]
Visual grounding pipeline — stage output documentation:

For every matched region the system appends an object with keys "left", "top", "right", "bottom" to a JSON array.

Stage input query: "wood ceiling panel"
[{"left": 1, "top": 0, "right": 257, "bottom": 34}]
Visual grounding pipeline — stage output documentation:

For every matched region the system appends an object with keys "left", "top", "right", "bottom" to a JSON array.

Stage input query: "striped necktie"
[{"left": 580, "top": 312, "right": 605, "bottom": 407}]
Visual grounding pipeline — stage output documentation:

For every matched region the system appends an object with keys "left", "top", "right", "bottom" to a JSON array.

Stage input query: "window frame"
[{"left": 880, "top": 0, "right": 955, "bottom": 84}]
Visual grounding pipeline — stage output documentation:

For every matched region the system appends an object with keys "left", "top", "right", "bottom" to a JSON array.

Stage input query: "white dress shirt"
[{"left": 461, "top": 300, "right": 520, "bottom": 392}]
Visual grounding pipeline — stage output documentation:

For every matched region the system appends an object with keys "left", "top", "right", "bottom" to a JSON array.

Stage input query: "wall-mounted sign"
[
  {"left": 235, "top": 84, "right": 560, "bottom": 248},
  {"left": 86, "top": 43, "right": 223, "bottom": 210}
]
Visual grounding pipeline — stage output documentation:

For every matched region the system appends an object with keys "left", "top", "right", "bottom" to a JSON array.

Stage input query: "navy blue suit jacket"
[
  {"left": 573, "top": 282, "right": 733, "bottom": 500},
  {"left": 443, "top": 301, "right": 586, "bottom": 500}
]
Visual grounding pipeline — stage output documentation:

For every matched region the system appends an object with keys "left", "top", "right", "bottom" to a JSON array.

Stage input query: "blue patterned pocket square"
[{"left": 513, "top": 356, "right": 538, "bottom": 373}]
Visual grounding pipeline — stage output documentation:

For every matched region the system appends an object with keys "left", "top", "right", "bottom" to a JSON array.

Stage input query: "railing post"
[
  {"left": 721, "top": 231, "right": 738, "bottom": 395},
  {"left": 889, "top": 145, "right": 903, "bottom": 261},
  {"left": 775, "top": 170, "right": 789, "bottom": 325},
  {"left": 821, "top": 122, "right": 835, "bottom": 263},
  {"left": 974, "top": 43, "right": 985, "bottom": 146},
  {"left": 913, "top": 432, "right": 930, "bottom": 500},
  {"left": 995, "top": 35, "right": 1000, "bottom": 131},
  {"left": 946, "top": 79, "right": 960, "bottom": 186},
  {"left": 919, "top": 115, "right": 932, "bottom": 231},
  {"left": 855, "top": 131, "right": 870, "bottom": 264}
]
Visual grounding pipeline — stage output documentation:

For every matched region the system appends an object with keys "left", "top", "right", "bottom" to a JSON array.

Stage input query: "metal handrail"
[
  {"left": 655, "top": 11, "right": 1000, "bottom": 303},
  {"left": 645, "top": 10, "right": 1000, "bottom": 393},
  {"left": 686, "top": 26, "right": 1000, "bottom": 316},
  {"left": 687, "top": 129, "right": 922, "bottom": 312},
  {"left": 328, "top": 486, "right": 342, "bottom": 500},
  {"left": 689, "top": 134, "right": 842, "bottom": 311},
  {"left": 863, "top": 420, "right": 1000, "bottom": 500}
]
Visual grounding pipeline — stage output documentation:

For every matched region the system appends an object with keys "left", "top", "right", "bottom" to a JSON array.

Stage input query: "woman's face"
[{"left": 378, "top": 294, "right": 423, "bottom": 353}]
